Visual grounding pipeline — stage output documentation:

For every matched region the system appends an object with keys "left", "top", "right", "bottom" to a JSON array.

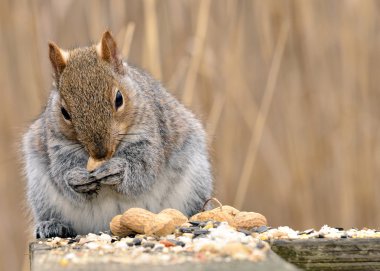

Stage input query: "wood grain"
[
  {"left": 272, "top": 238, "right": 380, "bottom": 271},
  {"left": 29, "top": 242, "right": 299, "bottom": 271}
]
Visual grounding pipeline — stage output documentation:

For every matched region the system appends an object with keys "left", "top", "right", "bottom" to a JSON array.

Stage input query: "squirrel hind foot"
[{"left": 35, "top": 219, "right": 76, "bottom": 239}]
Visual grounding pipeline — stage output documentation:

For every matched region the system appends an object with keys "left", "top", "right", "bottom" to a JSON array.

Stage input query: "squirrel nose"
[
  {"left": 94, "top": 148, "right": 107, "bottom": 160},
  {"left": 93, "top": 139, "right": 108, "bottom": 160}
]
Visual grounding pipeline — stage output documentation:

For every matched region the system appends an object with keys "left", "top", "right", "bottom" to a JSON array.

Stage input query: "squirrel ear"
[
  {"left": 49, "top": 42, "right": 68, "bottom": 82},
  {"left": 97, "top": 31, "right": 124, "bottom": 75}
]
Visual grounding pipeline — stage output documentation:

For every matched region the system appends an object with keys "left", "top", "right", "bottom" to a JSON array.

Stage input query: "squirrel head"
[{"left": 49, "top": 31, "right": 131, "bottom": 160}]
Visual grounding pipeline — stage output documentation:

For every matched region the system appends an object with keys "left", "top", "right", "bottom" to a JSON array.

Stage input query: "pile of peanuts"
[{"left": 110, "top": 202, "right": 267, "bottom": 237}]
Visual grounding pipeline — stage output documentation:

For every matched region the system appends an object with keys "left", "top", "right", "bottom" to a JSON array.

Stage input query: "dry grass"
[{"left": 1, "top": 0, "right": 380, "bottom": 270}]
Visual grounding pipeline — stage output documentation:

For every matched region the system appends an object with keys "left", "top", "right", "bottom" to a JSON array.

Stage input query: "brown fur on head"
[{"left": 49, "top": 31, "right": 131, "bottom": 160}]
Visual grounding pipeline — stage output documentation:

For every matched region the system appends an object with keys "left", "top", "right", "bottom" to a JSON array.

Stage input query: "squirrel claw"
[
  {"left": 99, "top": 174, "right": 122, "bottom": 186},
  {"left": 65, "top": 167, "right": 101, "bottom": 194},
  {"left": 36, "top": 219, "right": 76, "bottom": 239},
  {"left": 70, "top": 179, "right": 100, "bottom": 194},
  {"left": 90, "top": 158, "right": 126, "bottom": 180}
]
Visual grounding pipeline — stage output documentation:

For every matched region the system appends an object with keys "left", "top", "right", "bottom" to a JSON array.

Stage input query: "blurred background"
[{"left": 2, "top": 0, "right": 380, "bottom": 270}]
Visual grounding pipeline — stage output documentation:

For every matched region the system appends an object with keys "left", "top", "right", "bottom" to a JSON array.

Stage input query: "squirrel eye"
[
  {"left": 115, "top": 90, "right": 123, "bottom": 110},
  {"left": 61, "top": 107, "right": 71, "bottom": 121}
]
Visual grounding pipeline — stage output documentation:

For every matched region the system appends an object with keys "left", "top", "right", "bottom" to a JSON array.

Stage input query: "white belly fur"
[{"left": 43, "top": 170, "right": 194, "bottom": 235}]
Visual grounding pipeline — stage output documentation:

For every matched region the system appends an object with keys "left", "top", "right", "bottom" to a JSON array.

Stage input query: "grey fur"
[{"left": 23, "top": 36, "right": 213, "bottom": 239}]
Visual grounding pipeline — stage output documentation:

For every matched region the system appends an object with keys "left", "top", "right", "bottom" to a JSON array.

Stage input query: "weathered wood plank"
[
  {"left": 30, "top": 242, "right": 299, "bottom": 271},
  {"left": 271, "top": 238, "right": 380, "bottom": 271}
]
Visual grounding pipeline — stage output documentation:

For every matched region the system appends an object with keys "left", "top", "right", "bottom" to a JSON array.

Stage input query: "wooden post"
[
  {"left": 29, "top": 241, "right": 299, "bottom": 271},
  {"left": 272, "top": 238, "right": 380, "bottom": 271}
]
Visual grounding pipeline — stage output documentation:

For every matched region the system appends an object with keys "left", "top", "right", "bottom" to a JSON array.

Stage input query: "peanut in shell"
[
  {"left": 120, "top": 208, "right": 155, "bottom": 233},
  {"left": 144, "top": 213, "right": 176, "bottom": 236},
  {"left": 159, "top": 208, "right": 188, "bottom": 226},
  {"left": 109, "top": 215, "right": 134, "bottom": 237},
  {"left": 190, "top": 209, "right": 235, "bottom": 226},
  {"left": 211, "top": 205, "right": 240, "bottom": 217},
  {"left": 233, "top": 211, "right": 267, "bottom": 229}
]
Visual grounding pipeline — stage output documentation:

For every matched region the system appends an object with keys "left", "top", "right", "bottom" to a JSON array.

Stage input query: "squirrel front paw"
[
  {"left": 65, "top": 167, "right": 100, "bottom": 194},
  {"left": 90, "top": 157, "right": 126, "bottom": 186},
  {"left": 36, "top": 219, "right": 76, "bottom": 239}
]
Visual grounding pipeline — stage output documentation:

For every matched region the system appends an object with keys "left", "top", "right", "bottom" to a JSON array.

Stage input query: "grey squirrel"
[{"left": 22, "top": 31, "right": 213, "bottom": 238}]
